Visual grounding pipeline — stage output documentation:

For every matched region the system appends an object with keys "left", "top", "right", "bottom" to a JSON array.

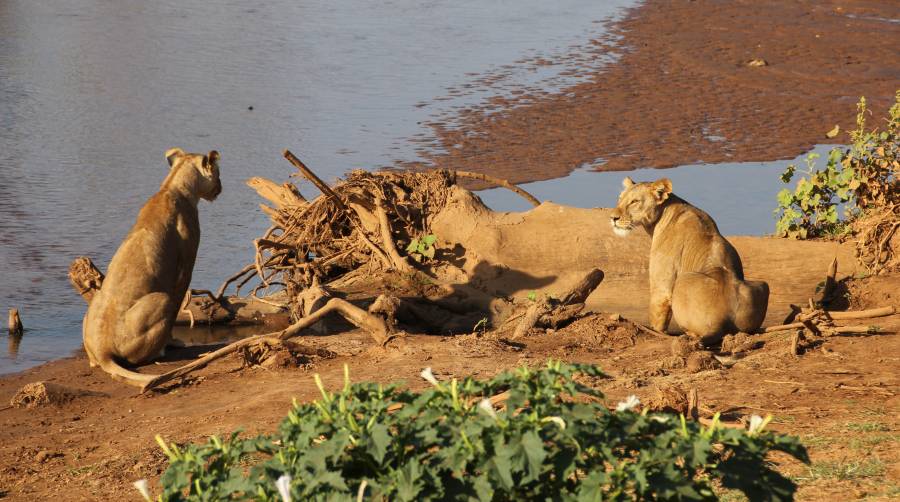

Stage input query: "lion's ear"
[
  {"left": 203, "top": 150, "right": 220, "bottom": 169},
  {"left": 652, "top": 178, "right": 672, "bottom": 202},
  {"left": 622, "top": 177, "right": 635, "bottom": 189},
  {"left": 165, "top": 147, "right": 185, "bottom": 167}
]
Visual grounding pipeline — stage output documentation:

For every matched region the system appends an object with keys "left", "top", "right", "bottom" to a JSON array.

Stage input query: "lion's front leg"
[
  {"left": 648, "top": 254, "right": 677, "bottom": 333},
  {"left": 649, "top": 290, "right": 673, "bottom": 332}
]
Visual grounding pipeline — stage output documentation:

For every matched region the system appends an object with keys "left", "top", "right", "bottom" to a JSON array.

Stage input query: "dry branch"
[
  {"left": 284, "top": 150, "right": 347, "bottom": 211},
  {"left": 511, "top": 268, "right": 604, "bottom": 339},
  {"left": 246, "top": 176, "right": 306, "bottom": 210},
  {"left": 68, "top": 256, "right": 105, "bottom": 304},
  {"left": 827, "top": 306, "right": 895, "bottom": 319},
  {"left": 375, "top": 197, "right": 414, "bottom": 273},
  {"left": 141, "top": 295, "right": 397, "bottom": 393},
  {"left": 816, "top": 257, "right": 838, "bottom": 305},
  {"left": 452, "top": 170, "right": 541, "bottom": 207}
]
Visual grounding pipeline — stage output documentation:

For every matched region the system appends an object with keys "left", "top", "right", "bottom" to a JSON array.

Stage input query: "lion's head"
[
  {"left": 609, "top": 177, "right": 672, "bottom": 236},
  {"left": 163, "top": 148, "right": 222, "bottom": 201}
]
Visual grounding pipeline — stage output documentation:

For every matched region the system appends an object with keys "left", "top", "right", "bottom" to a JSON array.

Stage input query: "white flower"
[
  {"left": 276, "top": 474, "right": 293, "bottom": 502},
  {"left": 748, "top": 414, "right": 771, "bottom": 435},
  {"left": 616, "top": 395, "right": 641, "bottom": 412},
  {"left": 420, "top": 367, "right": 439, "bottom": 387},
  {"left": 478, "top": 398, "right": 498, "bottom": 419},
  {"left": 541, "top": 416, "right": 567, "bottom": 430},
  {"left": 132, "top": 479, "right": 151, "bottom": 501}
]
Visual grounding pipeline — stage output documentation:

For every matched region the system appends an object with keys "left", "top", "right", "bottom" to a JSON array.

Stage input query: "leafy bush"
[
  {"left": 406, "top": 234, "right": 437, "bottom": 262},
  {"left": 153, "top": 362, "right": 808, "bottom": 501},
  {"left": 774, "top": 91, "right": 899, "bottom": 239}
]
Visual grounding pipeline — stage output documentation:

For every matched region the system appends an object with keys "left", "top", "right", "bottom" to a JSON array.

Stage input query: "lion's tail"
[{"left": 97, "top": 358, "right": 159, "bottom": 389}]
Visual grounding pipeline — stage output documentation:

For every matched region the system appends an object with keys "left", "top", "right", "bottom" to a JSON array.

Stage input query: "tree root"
[{"left": 140, "top": 294, "right": 400, "bottom": 393}]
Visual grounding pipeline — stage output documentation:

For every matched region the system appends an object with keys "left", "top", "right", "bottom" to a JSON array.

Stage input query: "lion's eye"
[{"left": 629, "top": 200, "right": 639, "bottom": 207}]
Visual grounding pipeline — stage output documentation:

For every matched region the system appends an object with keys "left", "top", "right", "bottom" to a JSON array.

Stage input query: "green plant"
[
  {"left": 406, "top": 234, "right": 437, "bottom": 262},
  {"left": 774, "top": 149, "right": 855, "bottom": 238},
  {"left": 799, "top": 458, "right": 885, "bottom": 481},
  {"left": 154, "top": 362, "right": 809, "bottom": 501},
  {"left": 774, "top": 92, "right": 899, "bottom": 239},
  {"left": 472, "top": 317, "right": 489, "bottom": 334},
  {"left": 844, "top": 421, "right": 889, "bottom": 433}
]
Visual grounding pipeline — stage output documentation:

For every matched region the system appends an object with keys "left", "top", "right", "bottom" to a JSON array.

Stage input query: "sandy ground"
[
  {"left": 412, "top": 0, "right": 900, "bottom": 183},
  {"left": 0, "top": 271, "right": 896, "bottom": 501}
]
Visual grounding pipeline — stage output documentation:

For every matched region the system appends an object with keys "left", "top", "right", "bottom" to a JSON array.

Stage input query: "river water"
[{"left": 0, "top": 0, "right": 642, "bottom": 374}]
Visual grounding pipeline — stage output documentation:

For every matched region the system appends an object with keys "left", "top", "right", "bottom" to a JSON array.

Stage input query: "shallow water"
[
  {"left": 0, "top": 0, "right": 637, "bottom": 374},
  {"left": 479, "top": 145, "right": 839, "bottom": 236}
]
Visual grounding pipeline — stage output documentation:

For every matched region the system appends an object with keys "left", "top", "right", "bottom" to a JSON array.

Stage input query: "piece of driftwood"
[
  {"left": 284, "top": 150, "right": 348, "bottom": 212},
  {"left": 452, "top": 170, "right": 541, "bottom": 207},
  {"left": 815, "top": 257, "right": 839, "bottom": 305},
  {"left": 246, "top": 176, "right": 307, "bottom": 210},
  {"left": 68, "top": 256, "right": 105, "bottom": 304},
  {"left": 141, "top": 294, "right": 399, "bottom": 393},
  {"left": 511, "top": 268, "right": 604, "bottom": 339},
  {"left": 8, "top": 309, "right": 22, "bottom": 336},
  {"left": 763, "top": 305, "right": 895, "bottom": 332}
]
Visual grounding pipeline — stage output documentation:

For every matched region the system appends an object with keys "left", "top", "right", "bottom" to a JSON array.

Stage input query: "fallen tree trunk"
[{"left": 429, "top": 186, "right": 860, "bottom": 328}]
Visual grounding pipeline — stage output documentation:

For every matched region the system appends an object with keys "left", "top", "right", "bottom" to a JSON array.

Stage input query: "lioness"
[
  {"left": 82, "top": 148, "right": 221, "bottom": 386},
  {"left": 610, "top": 177, "right": 768, "bottom": 343}
]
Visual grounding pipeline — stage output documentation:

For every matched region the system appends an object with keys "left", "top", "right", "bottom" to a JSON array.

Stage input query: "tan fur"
[
  {"left": 82, "top": 148, "right": 221, "bottom": 387},
  {"left": 610, "top": 177, "right": 768, "bottom": 343}
]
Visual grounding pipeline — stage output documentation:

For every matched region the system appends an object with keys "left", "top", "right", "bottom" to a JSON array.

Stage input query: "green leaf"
[
  {"left": 779, "top": 165, "right": 796, "bottom": 183},
  {"left": 519, "top": 430, "right": 547, "bottom": 482},
  {"left": 395, "top": 459, "right": 424, "bottom": 501},
  {"left": 422, "top": 234, "right": 437, "bottom": 246},
  {"left": 776, "top": 189, "right": 793, "bottom": 207},
  {"left": 366, "top": 423, "right": 391, "bottom": 463}
]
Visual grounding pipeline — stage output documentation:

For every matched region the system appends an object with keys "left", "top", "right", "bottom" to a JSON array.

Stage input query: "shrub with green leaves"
[
  {"left": 406, "top": 234, "right": 437, "bottom": 262},
  {"left": 154, "top": 362, "right": 808, "bottom": 501},
  {"left": 774, "top": 91, "right": 899, "bottom": 239}
]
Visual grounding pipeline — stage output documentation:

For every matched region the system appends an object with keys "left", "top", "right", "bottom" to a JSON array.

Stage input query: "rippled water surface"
[{"left": 0, "top": 0, "right": 638, "bottom": 373}]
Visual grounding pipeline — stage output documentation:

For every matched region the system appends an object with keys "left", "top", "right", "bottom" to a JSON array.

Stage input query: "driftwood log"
[{"left": 510, "top": 268, "right": 604, "bottom": 339}]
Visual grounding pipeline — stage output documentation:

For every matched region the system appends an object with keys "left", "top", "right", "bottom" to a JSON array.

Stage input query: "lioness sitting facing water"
[
  {"left": 610, "top": 177, "right": 768, "bottom": 344},
  {"left": 82, "top": 148, "right": 221, "bottom": 387}
]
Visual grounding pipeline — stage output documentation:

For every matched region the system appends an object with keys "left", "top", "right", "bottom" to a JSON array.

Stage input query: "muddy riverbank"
[{"left": 414, "top": 0, "right": 900, "bottom": 183}]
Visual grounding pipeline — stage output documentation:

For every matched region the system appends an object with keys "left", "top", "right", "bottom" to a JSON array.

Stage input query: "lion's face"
[
  {"left": 610, "top": 177, "right": 672, "bottom": 236},
  {"left": 164, "top": 148, "right": 222, "bottom": 201}
]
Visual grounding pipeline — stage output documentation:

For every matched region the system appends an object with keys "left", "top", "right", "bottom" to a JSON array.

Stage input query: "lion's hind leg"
[
  {"left": 119, "top": 292, "right": 177, "bottom": 365},
  {"left": 672, "top": 269, "right": 731, "bottom": 344},
  {"left": 733, "top": 280, "right": 769, "bottom": 333}
]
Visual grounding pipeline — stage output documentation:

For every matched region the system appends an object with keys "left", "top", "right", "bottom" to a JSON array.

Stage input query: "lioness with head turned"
[
  {"left": 82, "top": 148, "right": 221, "bottom": 387},
  {"left": 610, "top": 177, "right": 768, "bottom": 344}
]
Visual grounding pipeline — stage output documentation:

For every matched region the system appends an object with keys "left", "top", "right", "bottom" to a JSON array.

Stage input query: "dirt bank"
[
  {"left": 0, "top": 270, "right": 897, "bottom": 501},
  {"left": 414, "top": 0, "right": 900, "bottom": 183}
]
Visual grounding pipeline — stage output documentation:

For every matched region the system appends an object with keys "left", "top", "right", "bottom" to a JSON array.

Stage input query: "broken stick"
[
  {"left": 452, "top": 170, "right": 541, "bottom": 207},
  {"left": 283, "top": 150, "right": 347, "bottom": 212},
  {"left": 141, "top": 295, "right": 397, "bottom": 393},
  {"left": 511, "top": 268, "right": 604, "bottom": 339}
]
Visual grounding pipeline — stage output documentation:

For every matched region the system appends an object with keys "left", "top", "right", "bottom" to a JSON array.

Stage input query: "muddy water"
[{"left": 0, "top": 0, "right": 639, "bottom": 374}]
